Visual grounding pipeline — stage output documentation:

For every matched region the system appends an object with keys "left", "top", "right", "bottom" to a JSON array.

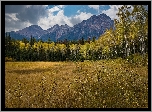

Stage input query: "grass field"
[{"left": 5, "top": 58, "right": 148, "bottom": 108}]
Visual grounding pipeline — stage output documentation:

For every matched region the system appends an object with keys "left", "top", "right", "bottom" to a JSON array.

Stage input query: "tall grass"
[{"left": 5, "top": 58, "right": 148, "bottom": 108}]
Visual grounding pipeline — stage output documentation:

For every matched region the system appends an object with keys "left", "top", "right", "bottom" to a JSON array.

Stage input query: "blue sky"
[{"left": 5, "top": 5, "right": 122, "bottom": 32}]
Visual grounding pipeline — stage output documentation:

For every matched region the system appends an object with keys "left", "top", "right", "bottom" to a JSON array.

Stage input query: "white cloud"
[
  {"left": 48, "top": 6, "right": 60, "bottom": 13},
  {"left": 5, "top": 5, "right": 95, "bottom": 32},
  {"left": 48, "top": 5, "right": 65, "bottom": 13},
  {"left": 88, "top": 5, "right": 99, "bottom": 10},
  {"left": 38, "top": 7, "right": 93, "bottom": 30},
  {"left": 38, "top": 9, "right": 72, "bottom": 30},
  {"left": 102, "top": 5, "right": 134, "bottom": 20},
  {"left": 5, "top": 5, "right": 48, "bottom": 32},
  {"left": 69, "top": 12, "right": 93, "bottom": 25},
  {"left": 5, "top": 18, "right": 32, "bottom": 32},
  {"left": 102, "top": 5, "right": 123, "bottom": 20},
  {"left": 5, "top": 13, "right": 19, "bottom": 21},
  {"left": 38, "top": 5, "right": 124, "bottom": 30},
  {"left": 72, "top": 12, "right": 93, "bottom": 22}
]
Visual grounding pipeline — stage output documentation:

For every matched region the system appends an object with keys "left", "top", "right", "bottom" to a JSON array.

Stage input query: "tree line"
[{"left": 5, "top": 5, "right": 148, "bottom": 62}]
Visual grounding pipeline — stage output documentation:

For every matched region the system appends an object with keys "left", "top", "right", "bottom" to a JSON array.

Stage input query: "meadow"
[{"left": 5, "top": 56, "right": 148, "bottom": 108}]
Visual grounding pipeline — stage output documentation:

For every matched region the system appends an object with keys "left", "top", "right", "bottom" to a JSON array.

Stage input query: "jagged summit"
[{"left": 6, "top": 13, "right": 114, "bottom": 41}]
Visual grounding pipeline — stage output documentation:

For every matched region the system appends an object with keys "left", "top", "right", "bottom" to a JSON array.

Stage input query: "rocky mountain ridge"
[{"left": 6, "top": 13, "right": 114, "bottom": 41}]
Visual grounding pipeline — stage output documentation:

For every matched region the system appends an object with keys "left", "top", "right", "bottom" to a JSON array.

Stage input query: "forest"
[{"left": 5, "top": 5, "right": 148, "bottom": 62}]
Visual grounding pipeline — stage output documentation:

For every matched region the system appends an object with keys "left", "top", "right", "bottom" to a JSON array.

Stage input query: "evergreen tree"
[
  {"left": 92, "top": 36, "right": 96, "bottom": 42},
  {"left": 30, "top": 35, "right": 34, "bottom": 46},
  {"left": 47, "top": 37, "right": 51, "bottom": 44},
  {"left": 81, "top": 37, "right": 84, "bottom": 45}
]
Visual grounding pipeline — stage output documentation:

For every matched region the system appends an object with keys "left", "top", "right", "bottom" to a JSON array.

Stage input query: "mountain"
[
  {"left": 5, "top": 13, "right": 114, "bottom": 41},
  {"left": 59, "top": 13, "right": 114, "bottom": 41},
  {"left": 5, "top": 25, "right": 48, "bottom": 40},
  {"left": 6, "top": 31, "right": 26, "bottom": 40},
  {"left": 16, "top": 25, "right": 48, "bottom": 39},
  {"left": 40, "top": 24, "right": 71, "bottom": 41}
]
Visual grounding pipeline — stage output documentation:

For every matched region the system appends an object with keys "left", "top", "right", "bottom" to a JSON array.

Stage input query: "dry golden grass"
[{"left": 5, "top": 58, "right": 148, "bottom": 108}]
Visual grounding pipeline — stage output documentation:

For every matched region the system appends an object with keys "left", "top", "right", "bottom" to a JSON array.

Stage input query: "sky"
[{"left": 5, "top": 5, "right": 124, "bottom": 32}]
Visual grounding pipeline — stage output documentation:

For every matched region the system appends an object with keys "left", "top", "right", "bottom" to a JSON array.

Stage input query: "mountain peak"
[
  {"left": 6, "top": 13, "right": 114, "bottom": 41},
  {"left": 60, "top": 24, "right": 70, "bottom": 28},
  {"left": 31, "top": 25, "right": 39, "bottom": 27},
  {"left": 99, "top": 13, "right": 111, "bottom": 19},
  {"left": 54, "top": 24, "right": 59, "bottom": 27},
  {"left": 15, "top": 24, "right": 47, "bottom": 38},
  {"left": 29, "top": 25, "right": 43, "bottom": 30}
]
